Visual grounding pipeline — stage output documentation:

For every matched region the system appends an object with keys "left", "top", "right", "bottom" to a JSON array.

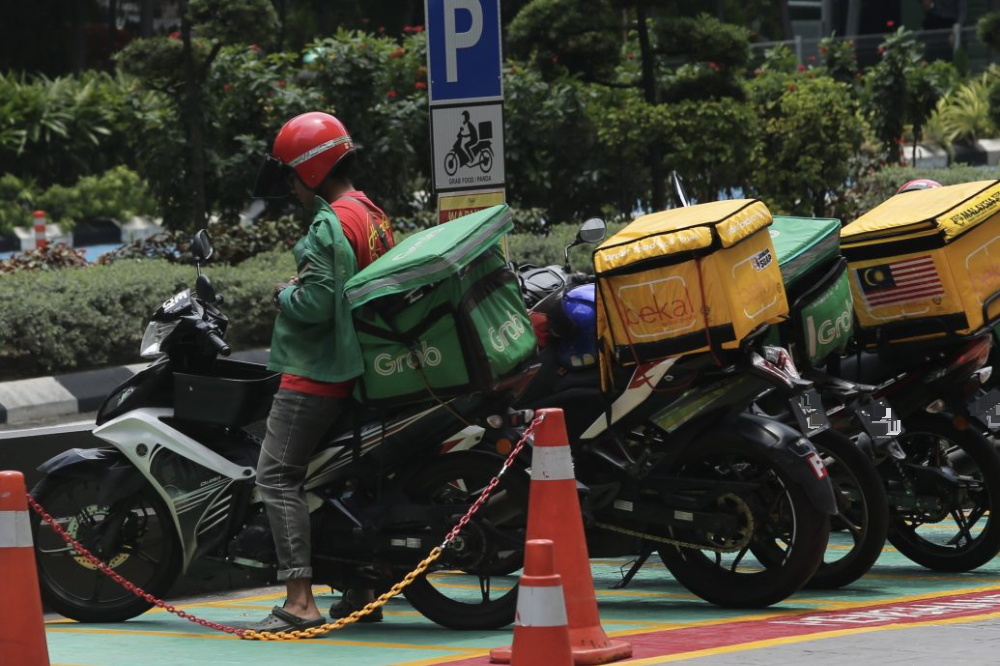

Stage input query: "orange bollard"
[
  {"left": 491, "top": 409, "right": 632, "bottom": 665},
  {"left": 0, "top": 471, "right": 50, "bottom": 666},
  {"left": 510, "top": 540, "right": 573, "bottom": 666}
]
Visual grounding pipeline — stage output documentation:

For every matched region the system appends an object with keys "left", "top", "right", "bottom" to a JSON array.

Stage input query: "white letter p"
[{"left": 443, "top": 0, "right": 483, "bottom": 83}]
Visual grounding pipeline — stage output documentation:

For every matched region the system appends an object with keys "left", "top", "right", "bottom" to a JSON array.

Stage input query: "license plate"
[
  {"left": 970, "top": 388, "right": 1000, "bottom": 430},
  {"left": 855, "top": 398, "right": 904, "bottom": 442},
  {"left": 791, "top": 389, "right": 830, "bottom": 438}
]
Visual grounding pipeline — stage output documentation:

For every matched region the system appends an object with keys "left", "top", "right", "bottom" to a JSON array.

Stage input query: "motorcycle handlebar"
[{"left": 206, "top": 329, "right": 231, "bottom": 356}]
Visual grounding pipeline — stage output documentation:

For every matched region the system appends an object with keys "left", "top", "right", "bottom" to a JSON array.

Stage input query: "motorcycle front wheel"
[
  {"left": 886, "top": 413, "right": 1000, "bottom": 572},
  {"left": 402, "top": 451, "right": 528, "bottom": 629},
  {"left": 31, "top": 476, "right": 181, "bottom": 622},
  {"left": 657, "top": 430, "right": 830, "bottom": 607},
  {"left": 804, "top": 429, "right": 889, "bottom": 589}
]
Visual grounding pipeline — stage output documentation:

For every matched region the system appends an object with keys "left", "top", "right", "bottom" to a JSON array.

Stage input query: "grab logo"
[
  {"left": 374, "top": 341, "right": 442, "bottom": 376},
  {"left": 489, "top": 310, "right": 528, "bottom": 352}
]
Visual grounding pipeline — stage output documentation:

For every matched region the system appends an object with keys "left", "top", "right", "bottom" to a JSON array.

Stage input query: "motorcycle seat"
[{"left": 834, "top": 348, "right": 932, "bottom": 385}]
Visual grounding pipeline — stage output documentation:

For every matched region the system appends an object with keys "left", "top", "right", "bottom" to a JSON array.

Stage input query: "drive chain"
[{"left": 592, "top": 493, "right": 756, "bottom": 554}]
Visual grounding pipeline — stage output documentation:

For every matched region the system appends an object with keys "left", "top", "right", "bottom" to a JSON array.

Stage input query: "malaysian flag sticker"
[{"left": 857, "top": 256, "right": 944, "bottom": 309}]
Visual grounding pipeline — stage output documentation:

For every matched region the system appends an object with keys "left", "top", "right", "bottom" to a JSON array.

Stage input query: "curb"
[
  {"left": 905, "top": 139, "right": 1000, "bottom": 169},
  {"left": 0, "top": 349, "right": 270, "bottom": 426}
]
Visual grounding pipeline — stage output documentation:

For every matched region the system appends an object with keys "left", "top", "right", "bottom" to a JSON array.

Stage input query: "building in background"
[{"left": 766, "top": 0, "right": 1000, "bottom": 71}]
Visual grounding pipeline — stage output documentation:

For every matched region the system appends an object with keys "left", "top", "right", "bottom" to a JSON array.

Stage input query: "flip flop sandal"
[{"left": 245, "top": 606, "right": 328, "bottom": 636}]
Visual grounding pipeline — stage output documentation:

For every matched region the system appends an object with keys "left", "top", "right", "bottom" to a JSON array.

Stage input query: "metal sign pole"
[{"left": 425, "top": 0, "right": 507, "bottom": 223}]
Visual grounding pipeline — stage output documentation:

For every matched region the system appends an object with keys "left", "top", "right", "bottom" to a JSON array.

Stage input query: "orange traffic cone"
[
  {"left": 0, "top": 471, "right": 50, "bottom": 666},
  {"left": 509, "top": 539, "right": 573, "bottom": 666},
  {"left": 492, "top": 409, "right": 632, "bottom": 665}
]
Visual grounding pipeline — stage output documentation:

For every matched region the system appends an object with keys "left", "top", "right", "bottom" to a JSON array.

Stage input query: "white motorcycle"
[{"left": 30, "top": 230, "right": 539, "bottom": 630}]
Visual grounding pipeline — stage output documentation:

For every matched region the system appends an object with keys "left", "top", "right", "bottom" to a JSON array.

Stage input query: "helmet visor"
[{"left": 253, "top": 155, "right": 294, "bottom": 199}]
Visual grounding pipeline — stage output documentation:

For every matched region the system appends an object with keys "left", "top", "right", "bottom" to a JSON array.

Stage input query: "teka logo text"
[{"left": 622, "top": 293, "right": 696, "bottom": 328}]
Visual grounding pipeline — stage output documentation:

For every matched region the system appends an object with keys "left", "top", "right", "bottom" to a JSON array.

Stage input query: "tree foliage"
[
  {"left": 507, "top": 0, "right": 624, "bottom": 82},
  {"left": 749, "top": 71, "right": 863, "bottom": 216}
]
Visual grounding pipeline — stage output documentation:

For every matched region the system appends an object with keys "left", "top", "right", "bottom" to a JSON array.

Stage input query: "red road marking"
[{"left": 435, "top": 588, "right": 1000, "bottom": 665}]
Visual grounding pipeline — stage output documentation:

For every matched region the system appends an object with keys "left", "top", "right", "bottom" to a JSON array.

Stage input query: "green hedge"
[
  {"left": 506, "top": 221, "right": 627, "bottom": 270},
  {"left": 0, "top": 251, "right": 294, "bottom": 379},
  {"left": 0, "top": 223, "right": 626, "bottom": 379}
]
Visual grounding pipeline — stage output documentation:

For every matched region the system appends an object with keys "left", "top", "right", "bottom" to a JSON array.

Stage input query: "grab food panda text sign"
[
  {"left": 430, "top": 104, "right": 506, "bottom": 192},
  {"left": 425, "top": 0, "right": 506, "bottom": 200}
]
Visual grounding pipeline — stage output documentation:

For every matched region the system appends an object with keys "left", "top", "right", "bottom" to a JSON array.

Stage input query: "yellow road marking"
[{"left": 44, "top": 626, "right": 479, "bottom": 651}]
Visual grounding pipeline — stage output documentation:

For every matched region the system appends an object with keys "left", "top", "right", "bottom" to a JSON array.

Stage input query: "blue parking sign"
[{"left": 425, "top": 0, "right": 503, "bottom": 104}]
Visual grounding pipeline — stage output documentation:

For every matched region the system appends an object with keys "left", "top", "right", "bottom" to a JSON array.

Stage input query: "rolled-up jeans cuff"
[{"left": 277, "top": 566, "right": 313, "bottom": 581}]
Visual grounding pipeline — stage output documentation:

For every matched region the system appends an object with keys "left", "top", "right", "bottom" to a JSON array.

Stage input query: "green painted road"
[{"left": 44, "top": 528, "right": 1000, "bottom": 666}]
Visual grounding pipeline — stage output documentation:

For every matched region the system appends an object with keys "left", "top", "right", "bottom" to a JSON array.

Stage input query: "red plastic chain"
[{"left": 26, "top": 411, "right": 545, "bottom": 639}]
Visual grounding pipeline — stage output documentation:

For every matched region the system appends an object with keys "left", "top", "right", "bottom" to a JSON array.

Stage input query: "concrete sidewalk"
[{"left": 0, "top": 349, "right": 269, "bottom": 427}]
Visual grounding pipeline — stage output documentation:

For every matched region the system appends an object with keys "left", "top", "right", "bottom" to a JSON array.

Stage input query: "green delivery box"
[
  {"left": 344, "top": 205, "right": 536, "bottom": 406},
  {"left": 767, "top": 216, "right": 854, "bottom": 367}
]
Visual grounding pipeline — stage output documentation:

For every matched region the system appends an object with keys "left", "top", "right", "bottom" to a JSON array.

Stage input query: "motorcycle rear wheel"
[
  {"left": 402, "top": 451, "right": 528, "bottom": 629},
  {"left": 31, "top": 476, "right": 181, "bottom": 623},
  {"left": 657, "top": 431, "right": 829, "bottom": 607},
  {"left": 886, "top": 414, "right": 1000, "bottom": 572}
]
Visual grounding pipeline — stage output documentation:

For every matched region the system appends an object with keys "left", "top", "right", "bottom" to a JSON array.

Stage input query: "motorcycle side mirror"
[
  {"left": 191, "top": 229, "right": 214, "bottom": 263},
  {"left": 564, "top": 217, "right": 607, "bottom": 270},
  {"left": 195, "top": 274, "right": 217, "bottom": 304},
  {"left": 577, "top": 217, "right": 607, "bottom": 244}
]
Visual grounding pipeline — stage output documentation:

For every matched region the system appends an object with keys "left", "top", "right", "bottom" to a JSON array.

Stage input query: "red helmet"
[
  {"left": 896, "top": 178, "right": 942, "bottom": 194},
  {"left": 253, "top": 112, "right": 354, "bottom": 198}
]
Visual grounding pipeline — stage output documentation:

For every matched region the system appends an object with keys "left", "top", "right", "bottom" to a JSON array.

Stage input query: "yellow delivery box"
[
  {"left": 594, "top": 199, "right": 789, "bottom": 386},
  {"left": 841, "top": 180, "right": 1000, "bottom": 345}
]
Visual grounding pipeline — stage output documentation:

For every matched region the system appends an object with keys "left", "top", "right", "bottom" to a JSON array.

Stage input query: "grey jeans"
[{"left": 256, "top": 388, "right": 345, "bottom": 581}]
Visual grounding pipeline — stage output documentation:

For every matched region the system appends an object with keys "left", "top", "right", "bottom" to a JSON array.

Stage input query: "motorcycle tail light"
[
  {"left": 530, "top": 312, "right": 551, "bottom": 348},
  {"left": 762, "top": 346, "right": 801, "bottom": 379},
  {"left": 948, "top": 336, "right": 991, "bottom": 375},
  {"left": 750, "top": 352, "right": 795, "bottom": 388},
  {"left": 495, "top": 438, "right": 513, "bottom": 455}
]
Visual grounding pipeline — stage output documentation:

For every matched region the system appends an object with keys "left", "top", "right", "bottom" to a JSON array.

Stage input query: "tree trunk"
[
  {"left": 318, "top": 0, "right": 334, "bottom": 35},
  {"left": 779, "top": 0, "right": 794, "bottom": 40},
  {"left": 140, "top": 0, "right": 154, "bottom": 38},
  {"left": 636, "top": 0, "right": 665, "bottom": 211},
  {"left": 715, "top": 0, "right": 726, "bottom": 22},
  {"left": 69, "top": 0, "right": 87, "bottom": 74},
  {"left": 277, "top": 0, "right": 286, "bottom": 51},
  {"left": 107, "top": 0, "right": 118, "bottom": 72},
  {"left": 180, "top": 7, "right": 208, "bottom": 229}
]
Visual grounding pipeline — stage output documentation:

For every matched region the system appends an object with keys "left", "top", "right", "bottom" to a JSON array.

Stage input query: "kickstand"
[{"left": 613, "top": 545, "right": 654, "bottom": 589}]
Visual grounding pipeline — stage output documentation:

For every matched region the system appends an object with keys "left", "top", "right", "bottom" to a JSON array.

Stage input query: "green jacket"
[{"left": 267, "top": 197, "right": 363, "bottom": 383}]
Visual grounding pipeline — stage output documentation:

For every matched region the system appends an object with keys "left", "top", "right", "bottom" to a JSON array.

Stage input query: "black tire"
[
  {"left": 806, "top": 430, "right": 889, "bottom": 589},
  {"left": 886, "top": 414, "right": 1000, "bottom": 572},
  {"left": 479, "top": 149, "right": 493, "bottom": 172},
  {"left": 657, "top": 431, "right": 830, "bottom": 608},
  {"left": 402, "top": 451, "right": 529, "bottom": 629},
  {"left": 31, "top": 476, "right": 181, "bottom": 623}
]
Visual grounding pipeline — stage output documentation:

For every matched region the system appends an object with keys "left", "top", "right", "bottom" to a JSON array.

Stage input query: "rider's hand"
[{"left": 273, "top": 281, "right": 293, "bottom": 307}]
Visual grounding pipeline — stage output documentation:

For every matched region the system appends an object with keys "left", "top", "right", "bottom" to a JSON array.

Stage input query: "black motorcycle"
[{"left": 507, "top": 221, "right": 838, "bottom": 608}]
